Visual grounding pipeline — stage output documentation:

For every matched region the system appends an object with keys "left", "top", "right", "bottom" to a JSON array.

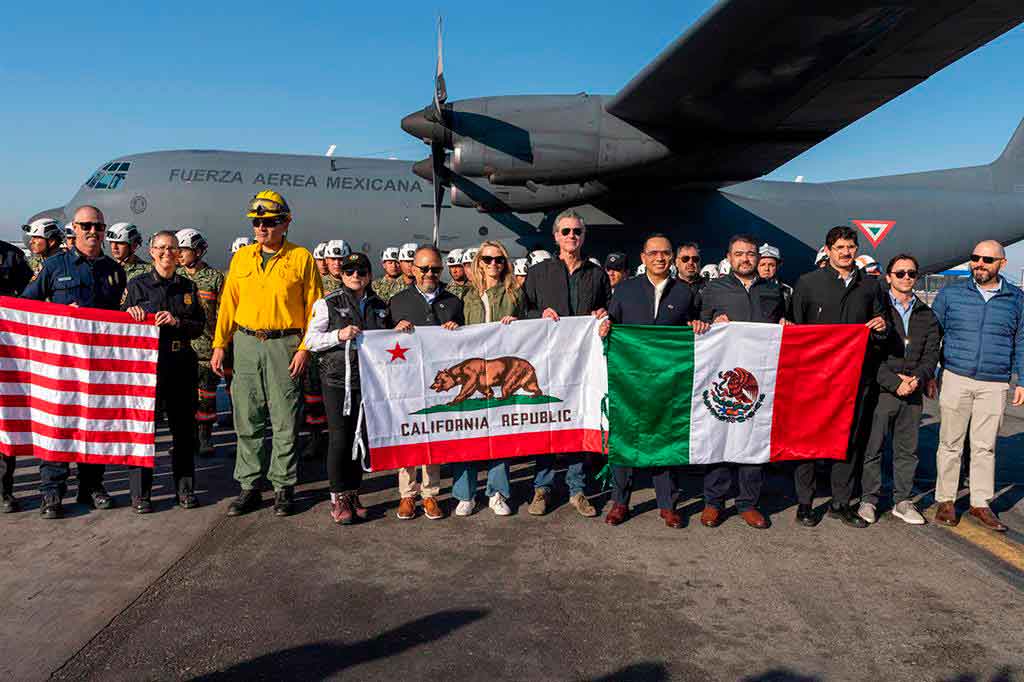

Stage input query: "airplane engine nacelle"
[
  {"left": 449, "top": 177, "right": 609, "bottom": 213},
  {"left": 445, "top": 94, "right": 670, "bottom": 185}
]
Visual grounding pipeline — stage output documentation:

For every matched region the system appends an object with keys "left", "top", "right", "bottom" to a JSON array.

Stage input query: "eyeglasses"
[
  {"left": 479, "top": 255, "right": 506, "bottom": 265},
  {"left": 342, "top": 268, "right": 369, "bottom": 277},
  {"left": 75, "top": 222, "right": 106, "bottom": 232},
  {"left": 559, "top": 227, "right": 583, "bottom": 237},
  {"left": 891, "top": 270, "right": 917, "bottom": 279},
  {"left": 970, "top": 254, "right": 1001, "bottom": 264},
  {"left": 252, "top": 218, "right": 285, "bottom": 228},
  {"left": 676, "top": 255, "right": 700, "bottom": 264},
  {"left": 152, "top": 245, "right": 180, "bottom": 253},
  {"left": 416, "top": 265, "right": 443, "bottom": 274},
  {"left": 645, "top": 250, "right": 673, "bottom": 258}
]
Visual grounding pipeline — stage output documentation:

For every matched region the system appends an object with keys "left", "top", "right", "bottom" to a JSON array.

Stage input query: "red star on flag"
[{"left": 387, "top": 341, "right": 410, "bottom": 362}]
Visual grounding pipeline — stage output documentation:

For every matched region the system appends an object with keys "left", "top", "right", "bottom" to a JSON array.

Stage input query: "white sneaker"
[
  {"left": 455, "top": 499, "right": 477, "bottom": 517},
  {"left": 892, "top": 500, "right": 926, "bottom": 525},
  {"left": 489, "top": 493, "right": 512, "bottom": 516},
  {"left": 857, "top": 502, "right": 877, "bottom": 524}
]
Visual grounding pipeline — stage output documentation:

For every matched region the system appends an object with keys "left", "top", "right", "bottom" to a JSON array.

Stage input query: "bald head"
[
  {"left": 973, "top": 240, "right": 1005, "bottom": 259},
  {"left": 72, "top": 205, "right": 106, "bottom": 258},
  {"left": 970, "top": 239, "right": 1007, "bottom": 287},
  {"left": 73, "top": 205, "right": 104, "bottom": 223}
]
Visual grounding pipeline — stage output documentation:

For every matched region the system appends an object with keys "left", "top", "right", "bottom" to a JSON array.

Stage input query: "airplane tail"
[{"left": 993, "top": 116, "right": 1024, "bottom": 175}]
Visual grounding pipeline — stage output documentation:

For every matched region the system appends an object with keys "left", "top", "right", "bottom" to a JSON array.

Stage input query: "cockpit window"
[{"left": 86, "top": 161, "right": 131, "bottom": 190}]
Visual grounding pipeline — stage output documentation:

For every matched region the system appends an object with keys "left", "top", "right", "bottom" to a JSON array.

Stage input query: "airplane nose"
[{"left": 401, "top": 107, "right": 437, "bottom": 141}]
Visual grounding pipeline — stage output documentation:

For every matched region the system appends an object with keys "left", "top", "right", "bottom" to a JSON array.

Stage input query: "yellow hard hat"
[{"left": 246, "top": 189, "right": 291, "bottom": 219}]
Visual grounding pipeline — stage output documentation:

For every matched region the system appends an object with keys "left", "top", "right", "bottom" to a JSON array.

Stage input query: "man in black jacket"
[
  {"left": 675, "top": 242, "right": 706, "bottom": 314},
  {"left": 699, "top": 234, "right": 786, "bottom": 529},
  {"left": 0, "top": 239, "right": 32, "bottom": 513},
  {"left": 600, "top": 234, "right": 710, "bottom": 528},
  {"left": 858, "top": 254, "right": 941, "bottom": 526},
  {"left": 789, "top": 226, "right": 887, "bottom": 528},
  {"left": 389, "top": 246, "right": 463, "bottom": 521},
  {"left": 522, "top": 209, "right": 610, "bottom": 517}
]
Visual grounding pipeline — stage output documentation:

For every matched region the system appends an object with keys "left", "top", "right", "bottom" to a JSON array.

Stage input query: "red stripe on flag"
[
  {"left": 0, "top": 317, "right": 159, "bottom": 351},
  {"left": 0, "top": 342, "right": 157, "bottom": 374},
  {"left": 0, "top": 295, "right": 154, "bottom": 328},
  {"left": 370, "top": 428, "right": 603, "bottom": 471},
  {"left": 769, "top": 324, "right": 868, "bottom": 461},
  {"left": 0, "top": 394, "right": 154, "bottom": 422},
  {"left": 0, "top": 420, "right": 154, "bottom": 444},
  {"left": 0, "top": 443, "right": 153, "bottom": 467},
  {"left": 0, "top": 369, "right": 156, "bottom": 398}
]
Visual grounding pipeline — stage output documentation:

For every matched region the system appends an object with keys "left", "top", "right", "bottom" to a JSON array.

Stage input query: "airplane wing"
[{"left": 606, "top": 0, "right": 1024, "bottom": 184}]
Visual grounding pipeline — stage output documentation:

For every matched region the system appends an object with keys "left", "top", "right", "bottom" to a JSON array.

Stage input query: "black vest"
[{"left": 318, "top": 288, "right": 391, "bottom": 388}]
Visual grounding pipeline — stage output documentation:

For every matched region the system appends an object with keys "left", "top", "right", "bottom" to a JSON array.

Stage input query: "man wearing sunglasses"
[
  {"left": 931, "top": 240, "right": 1024, "bottom": 532},
  {"left": 858, "top": 254, "right": 941, "bottom": 526},
  {"left": 389, "top": 245, "right": 464, "bottom": 520},
  {"left": 22, "top": 205, "right": 128, "bottom": 519},
  {"left": 522, "top": 209, "right": 611, "bottom": 518},
  {"left": 211, "top": 190, "right": 323, "bottom": 518}
]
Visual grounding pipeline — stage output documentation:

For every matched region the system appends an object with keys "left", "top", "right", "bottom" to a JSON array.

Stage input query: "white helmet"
[
  {"left": 815, "top": 246, "right": 829, "bottom": 265},
  {"left": 175, "top": 228, "right": 207, "bottom": 254},
  {"left": 528, "top": 249, "right": 552, "bottom": 266},
  {"left": 759, "top": 243, "right": 781, "bottom": 261},
  {"left": 700, "top": 264, "right": 720, "bottom": 279},
  {"left": 635, "top": 264, "right": 646, "bottom": 276},
  {"left": 461, "top": 247, "right": 479, "bottom": 265},
  {"left": 23, "top": 218, "right": 62, "bottom": 242},
  {"left": 513, "top": 257, "right": 529, "bottom": 276},
  {"left": 399, "top": 242, "right": 418, "bottom": 262},
  {"left": 231, "top": 236, "right": 252, "bottom": 253},
  {"left": 63, "top": 223, "right": 75, "bottom": 240},
  {"left": 323, "top": 239, "right": 351, "bottom": 259},
  {"left": 106, "top": 222, "right": 143, "bottom": 246},
  {"left": 381, "top": 246, "right": 400, "bottom": 262},
  {"left": 312, "top": 242, "right": 328, "bottom": 260},
  {"left": 446, "top": 248, "right": 465, "bottom": 267},
  {"left": 855, "top": 254, "right": 880, "bottom": 275},
  {"left": 717, "top": 258, "right": 732, "bottom": 276}
]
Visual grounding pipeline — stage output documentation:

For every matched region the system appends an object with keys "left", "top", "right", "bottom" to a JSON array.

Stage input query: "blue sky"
[{"left": 3, "top": 1, "right": 1024, "bottom": 269}]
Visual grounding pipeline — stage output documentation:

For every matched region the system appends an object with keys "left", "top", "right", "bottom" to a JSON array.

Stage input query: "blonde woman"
[{"left": 452, "top": 241, "right": 525, "bottom": 516}]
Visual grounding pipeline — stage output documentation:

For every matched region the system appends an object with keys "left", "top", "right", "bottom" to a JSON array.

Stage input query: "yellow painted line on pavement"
[{"left": 927, "top": 507, "right": 1024, "bottom": 572}]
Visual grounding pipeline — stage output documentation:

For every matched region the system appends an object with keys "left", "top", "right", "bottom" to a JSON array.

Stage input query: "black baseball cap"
[
  {"left": 604, "top": 252, "right": 627, "bottom": 271},
  {"left": 341, "top": 252, "right": 372, "bottom": 273}
]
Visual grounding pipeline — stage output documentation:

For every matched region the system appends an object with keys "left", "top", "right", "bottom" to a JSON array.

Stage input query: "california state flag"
[
  {"left": 605, "top": 322, "right": 869, "bottom": 467},
  {"left": 358, "top": 317, "right": 607, "bottom": 471}
]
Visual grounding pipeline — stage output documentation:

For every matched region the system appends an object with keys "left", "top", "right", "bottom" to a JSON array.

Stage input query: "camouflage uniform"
[
  {"left": 321, "top": 273, "right": 342, "bottom": 294},
  {"left": 179, "top": 263, "right": 225, "bottom": 456},
  {"left": 27, "top": 250, "right": 60, "bottom": 278},
  {"left": 445, "top": 280, "right": 472, "bottom": 301},
  {"left": 371, "top": 275, "right": 406, "bottom": 302}
]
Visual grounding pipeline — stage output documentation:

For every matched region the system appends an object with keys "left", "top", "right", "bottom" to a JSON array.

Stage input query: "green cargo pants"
[{"left": 231, "top": 331, "right": 302, "bottom": 491}]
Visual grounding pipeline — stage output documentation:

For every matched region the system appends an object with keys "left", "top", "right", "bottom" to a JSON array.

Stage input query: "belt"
[
  {"left": 165, "top": 340, "right": 191, "bottom": 353},
  {"left": 239, "top": 327, "right": 302, "bottom": 341}
]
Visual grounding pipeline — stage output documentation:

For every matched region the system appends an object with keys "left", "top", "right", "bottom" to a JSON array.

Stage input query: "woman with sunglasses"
[
  {"left": 303, "top": 252, "right": 391, "bottom": 525},
  {"left": 451, "top": 240, "right": 524, "bottom": 517}
]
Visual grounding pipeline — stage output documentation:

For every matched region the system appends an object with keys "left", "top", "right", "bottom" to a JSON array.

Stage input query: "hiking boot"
[
  {"left": 570, "top": 493, "right": 597, "bottom": 517},
  {"left": 197, "top": 423, "right": 215, "bottom": 457},
  {"left": 132, "top": 498, "right": 153, "bottom": 514},
  {"left": 396, "top": 497, "right": 416, "bottom": 520},
  {"left": 422, "top": 497, "right": 445, "bottom": 520},
  {"left": 77, "top": 486, "right": 114, "bottom": 510},
  {"left": 528, "top": 488, "right": 550, "bottom": 516},
  {"left": 892, "top": 500, "right": 925, "bottom": 525},
  {"left": 178, "top": 492, "right": 200, "bottom": 509},
  {"left": 40, "top": 494, "right": 63, "bottom": 519},
  {"left": 330, "top": 493, "right": 354, "bottom": 525},
  {"left": 1, "top": 493, "right": 19, "bottom": 513},
  {"left": 273, "top": 488, "right": 294, "bottom": 517},
  {"left": 227, "top": 489, "right": 261, "bottom": 517}
]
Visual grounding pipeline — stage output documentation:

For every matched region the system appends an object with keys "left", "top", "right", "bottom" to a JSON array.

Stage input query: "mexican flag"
[
  {"left": 605, "top": 322, "right": 869, "bottom": 466},
  {"left": 358, "top": 316, "right": 607, "bottom": 471}
]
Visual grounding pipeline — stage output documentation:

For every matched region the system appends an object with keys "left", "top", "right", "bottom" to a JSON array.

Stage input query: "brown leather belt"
[{"left": 239, "top": 327, "right": 302, "bottom": 341}]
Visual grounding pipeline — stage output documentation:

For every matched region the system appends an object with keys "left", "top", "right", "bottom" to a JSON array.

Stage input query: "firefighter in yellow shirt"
[{"left": 211, "top": 190, "right": 323, "bottom": 517}]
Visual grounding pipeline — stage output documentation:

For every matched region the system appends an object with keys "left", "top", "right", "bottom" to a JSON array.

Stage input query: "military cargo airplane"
[{"left": 26, "top": 1, "right": 1024, "bottom": 280}]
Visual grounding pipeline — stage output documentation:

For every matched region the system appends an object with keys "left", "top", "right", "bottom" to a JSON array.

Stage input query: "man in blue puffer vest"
[{"left": 932, "top": 240, "right": 1024, "bottom": 532}]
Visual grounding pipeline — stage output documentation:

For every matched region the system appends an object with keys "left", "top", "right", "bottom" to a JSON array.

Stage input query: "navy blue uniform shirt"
[{"left": 21, "top": 248, "right": 126, "bottom": 310}]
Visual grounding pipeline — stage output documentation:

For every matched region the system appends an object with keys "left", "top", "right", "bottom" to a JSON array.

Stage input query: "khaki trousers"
[
  {"left": 398, "top": 465, "right": 441, "bottom": 499},
  {"left": 935, "top": 370, "right": 1008, "bottom": 507}
]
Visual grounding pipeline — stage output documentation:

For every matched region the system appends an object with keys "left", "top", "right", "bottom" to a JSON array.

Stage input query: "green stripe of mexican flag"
[{"left": 605, "top": 322, "right": 869, "bottom": 466}]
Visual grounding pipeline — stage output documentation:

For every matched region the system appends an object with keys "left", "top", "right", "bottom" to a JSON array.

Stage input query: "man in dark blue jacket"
[
  {"left": 600, "top": 234, "right": 709, "bottom": 528},
  {"left": 21, "top": 206, "right": 127, "bottom": 519},
  {"left": 699, "top": 234, "right": 786, "bottom": 529},
  {"left": 932, "top": 240, "right": 1024, "bottom": 532}
]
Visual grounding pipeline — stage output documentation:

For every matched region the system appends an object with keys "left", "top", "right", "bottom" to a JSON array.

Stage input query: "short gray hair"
[{"left": 553, "top": 208, "right": 585, "bottom": 232}]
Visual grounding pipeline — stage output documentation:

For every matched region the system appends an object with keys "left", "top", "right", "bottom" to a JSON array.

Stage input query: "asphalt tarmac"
[{"left": 2, "top": 396, "right": 1022, "bottom": 682}]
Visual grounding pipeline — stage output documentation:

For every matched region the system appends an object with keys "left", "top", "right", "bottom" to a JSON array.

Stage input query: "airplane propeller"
[{"left": 429, "top": 17, "right": 448, "bottom": 248}]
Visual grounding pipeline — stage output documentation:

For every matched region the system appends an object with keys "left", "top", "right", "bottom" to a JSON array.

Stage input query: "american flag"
[{"left": 0, "top": 296, "right": 159, "bottom": 467}]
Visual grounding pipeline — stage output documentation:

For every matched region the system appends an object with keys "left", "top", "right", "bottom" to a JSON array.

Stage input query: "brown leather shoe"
[
  {"left": 969, "top": 506, "right": 1007, "bottom": 532},
  {"left": 422, "top": 496, "right": 445, "bottom": 520},
  {"left": 700, "top": 505, "right": 724, "bottom": 528},
  {"left": 660, "top": 509, "right": 684, "bottom": 529},
  {"left": 604, "top": 503, "right": 629, "bottom": 526},
  {"left": 934, "top": 501, "right": 958, "bottom": 526},
  {"left": 396, "top": 496, "right": 416, "bottom": 520},
  {"left": 739, "top": 508, "right": 770, "bottom": 529}
]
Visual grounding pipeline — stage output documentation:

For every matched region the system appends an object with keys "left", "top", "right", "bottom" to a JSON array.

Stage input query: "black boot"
[
  {"left": 795, "top": 504, "right": 818, "bottom": 527},
  {"left": 828, "top": 504, "right": 868, "bottom": 528},
  {"left": 40, "top": 494, "right": 64, "bottom": 519},
  {"left": 227, "top": 489, "right": 261, "bottom": 517},
  {"left": 1, "top": 492, "right": 19, "bottom": 513},
  {"left": 273, "top": 487, "right": 294, "bottom": 517}
]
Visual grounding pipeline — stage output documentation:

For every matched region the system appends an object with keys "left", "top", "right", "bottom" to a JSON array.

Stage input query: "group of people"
[{"left": 0, "top": 188, "right": 1021, "bottom": 537}]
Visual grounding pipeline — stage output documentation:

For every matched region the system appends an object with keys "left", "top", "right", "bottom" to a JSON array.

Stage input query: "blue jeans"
[
  {"left": 452, "top": 460, "right": 511, "bottom": 501},
  {"left": 533, "top": 453, "right": 586, "bottom": 496}
]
